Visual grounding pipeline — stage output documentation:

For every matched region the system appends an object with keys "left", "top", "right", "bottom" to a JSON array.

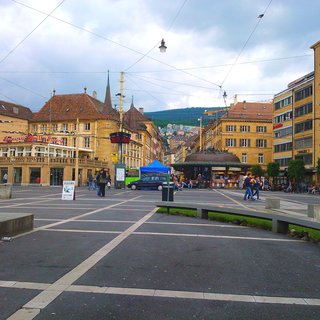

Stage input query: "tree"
[
  {"left": 317, "top": 158, "right": 320, "bottom": 175},
  {"left": 287, "top": 159, "right": 305, "bottom": 190},
  {"left": 266, "top": 162, "right": 280, "bottom": 188},
  {"left": 251, "top": 164, "right": 262, "bottom": 178}
]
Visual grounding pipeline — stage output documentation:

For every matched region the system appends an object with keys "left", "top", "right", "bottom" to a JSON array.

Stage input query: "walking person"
[
  {"left": 3, "top": 173, "right": 8, "bottom": 184},
  {"left": 106, "top": 170, "right": 111, "bottom": 189},
  {"left": 97, "top": 169, "right": 107, "bottom": 197},
  {"left": 196, "top": 174, "right": 202, "bottom": 189},
  {"left": 93, "top": 171, "right": 98, "bottom": 190},
  {"left": 87, "top": 172, "right": 93, "bottom": 190},
  {"left": 253, "top": 177, "right": 261, "bottom": 200},
  {"left": 96, "top": 169, "right": 103, "bottom": 197},
  {"left": 244, "top": 173, "right": 255, "bottom": 201}
]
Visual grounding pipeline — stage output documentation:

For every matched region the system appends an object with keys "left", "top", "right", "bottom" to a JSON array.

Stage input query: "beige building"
[{"left": 199, "top": 100, "right": 273, "bottom": 172}]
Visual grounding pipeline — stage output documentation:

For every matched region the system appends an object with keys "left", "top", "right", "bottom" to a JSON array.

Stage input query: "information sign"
[{"left": 62, "top": 181, "right": 76, "bottom": 200}]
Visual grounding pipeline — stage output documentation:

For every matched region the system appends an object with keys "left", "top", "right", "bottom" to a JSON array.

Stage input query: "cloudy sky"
[{"left": 0, "top": 0, "right": 319, "bottom": 113}]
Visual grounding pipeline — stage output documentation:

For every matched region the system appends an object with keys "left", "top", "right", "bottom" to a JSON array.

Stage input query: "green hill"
[{"left": 145, "top": 107, "right": 225, "bottom": 127}]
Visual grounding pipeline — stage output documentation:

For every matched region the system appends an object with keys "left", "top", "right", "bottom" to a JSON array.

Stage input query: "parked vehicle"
[{"left": 128, "top": 175, "right": 167, "bottom": 191}]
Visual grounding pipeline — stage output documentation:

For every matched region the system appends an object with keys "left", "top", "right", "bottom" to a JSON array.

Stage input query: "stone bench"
[
  {"left": 0, "top": 186, "right": 11, "bottom": 199},
  {"left": 308, "top": 205, "right": 320, "bottom": 221},
  {"left": 155, "top": 201, "right": 320, "bottom": 235},
  {"left": 0, "top": 213, "right": 34, "bottom": 238}
]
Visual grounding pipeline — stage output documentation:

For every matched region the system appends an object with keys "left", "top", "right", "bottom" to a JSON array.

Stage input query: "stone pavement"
[{"left": 0, "top": 187, "right": 320, "bottom": 320}]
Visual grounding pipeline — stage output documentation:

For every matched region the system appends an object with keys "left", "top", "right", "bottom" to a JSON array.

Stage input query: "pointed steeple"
[{"left": 104, "top": 70, "right": 113, "bottom": 113}]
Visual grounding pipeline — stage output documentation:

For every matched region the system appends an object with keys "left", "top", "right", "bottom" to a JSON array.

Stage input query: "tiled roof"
[
  {"left": 0, "top": 100, "right": 33, "bottom": 120},
  {"left": 124, "top": 103, "right": 147, "bottom": 132},
  {"left": 221, "top": 101, "right": 272, "bottom": 120},
  {"left": 31, "top": 93, "right": 119, "bottom": 122}
]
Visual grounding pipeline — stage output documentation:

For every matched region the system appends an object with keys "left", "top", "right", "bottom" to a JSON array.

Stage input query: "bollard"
[
  {"left": 308, "top": 204, "right": 320, "bottom": 221},
  {"left": 265, "top": 198, "right": 280, "bottom": 209}
]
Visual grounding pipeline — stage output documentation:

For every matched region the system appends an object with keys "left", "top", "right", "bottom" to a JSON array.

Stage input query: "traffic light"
[{"left": 109, "top": 132, "right": 131, "bottom": 144}]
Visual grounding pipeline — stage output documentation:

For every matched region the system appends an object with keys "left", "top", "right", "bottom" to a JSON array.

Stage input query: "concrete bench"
[
  {"left": 155, "top": 201, "right": 320, "bottom": 235},
  {"left": 0, "top": 186, "right": 11, "bottom": 199},
  {"left": 0, "top": 213, "right": 34, "bottom": 238}
]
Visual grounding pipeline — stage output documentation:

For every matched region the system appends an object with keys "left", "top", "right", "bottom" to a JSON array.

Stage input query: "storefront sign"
[
  {"left": 211, "top": 167, "right": 226, "bottom": 170},
  {"left": 62, "top": 181, "right": 76, "bottom": 200},
  {"left": 228, "top": 167, "right": 241, "bottom": 171},
  {"left": 3, "top": 135, "right": 64, "bottom": 145},
  {"left": 297, "top": 149, "right": 309, "bottom": 154}
]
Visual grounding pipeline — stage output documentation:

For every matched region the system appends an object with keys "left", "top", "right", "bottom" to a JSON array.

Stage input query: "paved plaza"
[{"left": 0, "top": 187, "right": 320, "bottom": 319}]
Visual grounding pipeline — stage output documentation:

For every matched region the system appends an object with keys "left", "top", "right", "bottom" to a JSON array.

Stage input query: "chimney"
[
  {"left": 243, "top": 100, "right": 246, "bottom": 110},
  {"left": 233, "top": 94, "right": 237, "bottom": 104},
  {"left": 93, "top": 91, "right": 97, "bottom": 99},
  {"left": 139, "top": 108, "right": 144, "bottom": 115}
]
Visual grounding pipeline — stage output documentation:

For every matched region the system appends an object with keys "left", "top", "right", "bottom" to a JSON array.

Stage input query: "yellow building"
[
  {"left": 272, "top": 71, "right": 314, "bottom": 184},
  {"left": 200, "top": 100, "right": 273, "bottom": 172}
]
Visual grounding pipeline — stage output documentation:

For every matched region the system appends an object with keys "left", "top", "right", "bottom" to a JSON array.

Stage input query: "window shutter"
[
  {"left": 225, "top": 138, "right": 228, "bottom": 146},
  {"left": 248, "top": 139, "right": 250, "bottom": 147},
  {"left": 264, "top": 126, "right": 267, "bottom": 133},
  {"left": 264, "top": 140, "right": 267, "bottom": 148},
  {"left": 256, "top": 139, "right": 258, "bottom": 147},
  {"left": 226, "top": 125, "right": 228, "bottom": 132},
  {"left": 248, "top": 126, "right": 250, "bottom": 132},
  {"left": 234, "top": 125, "right": 236, "bottom": 132},
  {"left": 234, "top": 139, "right": 236, "bottom": 147}
]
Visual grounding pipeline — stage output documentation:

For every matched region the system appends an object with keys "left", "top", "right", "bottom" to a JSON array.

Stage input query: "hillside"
[{"left": 145, "top": 107, "right": 225, "bottom": 127}]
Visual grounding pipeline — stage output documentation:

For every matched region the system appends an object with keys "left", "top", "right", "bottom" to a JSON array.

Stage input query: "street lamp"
[
  {"left": 223, "top": 91, "right": 227, "bottom": 106},
  {"left": 159, "top": 39, "right": 167, "bottom": 53},
  {"left": 198, "top": 117, "right": 202, "bottom": 151}
]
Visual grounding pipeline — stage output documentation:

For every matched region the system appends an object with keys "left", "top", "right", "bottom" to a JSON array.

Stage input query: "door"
[{"left": 50, "top": 168, "right": 64, "bottom": 186}]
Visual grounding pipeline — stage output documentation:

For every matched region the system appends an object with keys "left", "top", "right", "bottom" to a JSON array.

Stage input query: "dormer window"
[{"left": 13, "top": 106, "right": 18, "bottom": 114}]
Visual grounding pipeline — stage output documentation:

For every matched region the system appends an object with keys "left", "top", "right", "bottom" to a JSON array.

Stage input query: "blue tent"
[{"left": 140, "top": 159, "right": 170, "bottom": 174}]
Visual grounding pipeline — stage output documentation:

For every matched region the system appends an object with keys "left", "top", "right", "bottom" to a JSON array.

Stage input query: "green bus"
[{"left": 125, "top": 168, "right": 140, "bottom": 186}]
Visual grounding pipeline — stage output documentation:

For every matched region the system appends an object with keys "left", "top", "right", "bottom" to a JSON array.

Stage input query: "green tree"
[
  {"left": 316, "top": 157, "right": 320, "bottom": 175},
  {"left": 266, "top": 162, "right": 280, "bottom": 189},
  {"left": 251, "top": 164, "right": 262, "bottom": 178},
  {"left": 287, "top": 159, "right": 305, "bottom": 189}
]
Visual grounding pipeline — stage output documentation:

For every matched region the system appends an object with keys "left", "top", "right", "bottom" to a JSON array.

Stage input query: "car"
[{"left": 128, "top": 175, "right": 167, "bottom": 191}]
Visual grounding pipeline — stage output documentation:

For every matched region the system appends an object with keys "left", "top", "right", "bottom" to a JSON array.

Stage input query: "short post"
[
  {"left": 265, "top": 198, "right": 280, "bottom": 209},
  {"left": 197, "top": 208, "right": 208, "bottom": 219},
  {"left": 308, "top": 204, "right": 320, "bottom": 221},
  {"left": 272, "top": 218, "right": 289, "bottom": 234}
]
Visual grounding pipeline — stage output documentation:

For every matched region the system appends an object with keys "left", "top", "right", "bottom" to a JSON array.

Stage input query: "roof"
[
  {"left": 185, "top": 150, "right": 241, "bottom": 163},
  {"left": 31, "top": 93, "right": 119, "bottom": 122},
  {"left": 221, "top": 101, "right": 272, "bottom": 121},
  {"left": 124, "top": 102, "right": 148, "bottom": 133},
  {"left": 0, "top": 100, "right": 34, "bottom": 120}
]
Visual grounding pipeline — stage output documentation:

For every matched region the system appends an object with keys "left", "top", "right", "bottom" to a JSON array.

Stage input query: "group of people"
[
  {"left": 243, "top": 173, "right": 262, "bottom": 201},
  {"left": 87, "top": 169, "right": 111, "bottom": 197},
  {"left": 170, "top": 174, "right": 203, "bottom": 190}
]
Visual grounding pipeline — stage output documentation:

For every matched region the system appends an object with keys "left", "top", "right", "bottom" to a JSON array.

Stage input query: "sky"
[{"left": 0, "top": 0, "right": 319, "bottom": 114}]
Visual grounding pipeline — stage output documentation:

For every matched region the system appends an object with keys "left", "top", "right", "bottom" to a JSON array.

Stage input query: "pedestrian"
[
  {"left": 196, "top": 174, "right": 202, "bottom": 189},
  {"left": 253, "top": 177, "right": 261, "bottom": 199},
  {"left": 244, "top": 173, "right": 255, "bottom": 201},
  {"left": 106, "top": 170, "right": 111, "bottom": 189},
  {"left": 93, "top": 171, "right": 98, "bottom": 190},
  {"left": 3, "top": 173, "right": 8, "bottom": 184},
  {"left": 97, "top": 169, "right": 107, "bottom": 197},
  {"left": 188, "top": 179, "right": 193, "bottom": 188},
  {"left": 87, "top": 172, "right": 93, "bottom": 190},
  {"left": 78, "top": 174, "right": 81, "bottom": 187}
]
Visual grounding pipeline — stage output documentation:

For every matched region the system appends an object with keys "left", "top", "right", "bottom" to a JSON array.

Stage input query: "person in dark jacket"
[
  {"left": 252, "top": 176, "right": 261, "bottom": 200},
  {"left": 243, "top": 173, "right": 255, "bottom": 201},
  {"left": 97, "top": 169, "right": 107, "bottom": 197}
]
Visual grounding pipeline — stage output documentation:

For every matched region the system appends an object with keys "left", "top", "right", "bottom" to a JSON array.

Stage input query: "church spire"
[{"left": 104, "top": 70, "right": 113, "bottom": 113}]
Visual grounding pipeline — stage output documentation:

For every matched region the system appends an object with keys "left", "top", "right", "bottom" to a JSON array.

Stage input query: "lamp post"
[
  {"left": 159, "top": 39, "right": 167, "bottom": 53},
  {"left": 198, "top": 116, "right": 202, "bottom": 151}
]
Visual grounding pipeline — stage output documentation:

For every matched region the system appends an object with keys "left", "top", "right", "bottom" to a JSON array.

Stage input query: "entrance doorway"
[
  {"left": 14, "top": 167, "right": 22, "bottom": 184},
  {"left": 50, "top": 168, "right": 64, "bottom": 186}
]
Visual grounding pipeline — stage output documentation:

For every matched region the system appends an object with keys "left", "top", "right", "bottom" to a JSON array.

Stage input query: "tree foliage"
[
  {"left": 251, "top": 164, "right": 262, "bottom": 178},
  {"left": 266, "top": 162, "right": 280, "bottom": 179},
  {"left": 317, "top": 158, "right": 320, "bottom": 175},
  {"left": 287, "top": 159, "right": 305, "bottom": 182}
]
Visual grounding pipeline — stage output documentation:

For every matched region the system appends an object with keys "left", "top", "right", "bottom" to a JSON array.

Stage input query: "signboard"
[
  {"left": 3, "top": 135, "right": 64, "bottom": 145},
  {"left": 211, "top": 167, "right": 226, "bottom": 170},
  {"left": 62, "top": 181, "right": 76, "bottom": 200},
  {"left": 116, "top": 167, "right": 125, "bottom": 181},
  {"left": 229, "top": 167, "right": 241, "bottom": 171}
]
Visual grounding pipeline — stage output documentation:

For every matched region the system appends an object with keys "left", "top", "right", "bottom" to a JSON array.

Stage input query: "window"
[
  {"left": 25, "top": 147, "right": 31, "bottom": 156},
  {"left": 35, "top": 147, "right": 45, "bottom": 156},
  {"left": 274, "top": 111, "right": 292, "bottom": 124},
  {"left": 295, "top": 154, "right": 312, "bottom": 165},
  {"left": 256, "top": 126, "right": 267, "bottom": 133},
  {"left": 240, "top": 125, "right": 250, "bottom": 132},
  {"left": 275, "top": 157, "right": 292, "bottom": 166},
  {"left": 274, "top": 126, "right": 292, "bottom": 138},
  {"left": 274, "top": 142, "right": 292, "bottom": 153},
  {"left": 137, "top": 133, "right": 142, "bottom": 140},
  {"left": 295, "top": 102, "right": 312, "bottom": 118},
  {"left": 17, "top": 147, "right": 24, "bottom": 156},
  {"left": 2, "top": 147, "right": 8, "bottom": 157},
  {"left": 226, "top": 125, "right": 236, "bottom": 132},
  {"left": 240, "top": 139, "right": 250, "bottom": 147},
  {"left": 73, "top": 123, "right": 77, "bottom": 131},
  {"left": 226, "top": 138, "right": 236, "bottom": 147},
  {"left": 41, "top": 124, "right": 47, "bottom": 132},
  {"left": 10, "top": 148, "right": 16, "bottom": 156},
  {"left": 85, "top": 123, "right": 90, "bottom": 130},
  {"left": 62, "top": 138, "right": 67, "bottom": 146},
  {"left": 258, "top": 154, "right": 264, "bottom": 164},
  {"left": 295, "top": 85, "right": 312, "bottom": 102},
  {"left": 13, "top": 106, "right": 19, "bottom": 114},
  {"left": 295, "top": 137, "right": 312, "bottom": 149},
  {"left": 242, "top": 153, "right": 247, "bottom": 163},
  {"left": 56, "top": 149, "right": 62, "bottom": 157},
  {"left": 30, "top": 168, "right": 41, "bottom": 183},
  {"left": 256, "top": 139, "right": 267, "bottom": 148},
  {"left": 52, "top": 124, "right": 57, "bottom": 131},
  {"left": 73, "top": 138, "right": 76, "bottom": 148},
  {"left": 84, "top": 137, "right": 90, "bottom": 148},
  {"left": 295, "top": 119, "right": 312, "bottom": 134},
  {"left": 49, "top": 148, "right": 54, "bottom": 157},
  {"left": 62, "top": 124, "right": 68, "bottom": 131},
  {"left": 32, "top": 125, "right": 38, "bottom": 132},
  {"left": 274, "top": 96, "right": 292, "bottom": 111}
]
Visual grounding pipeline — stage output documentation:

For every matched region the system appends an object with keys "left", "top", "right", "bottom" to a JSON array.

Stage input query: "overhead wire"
[
  {"left": 124, "top": 0, "right": 187, "bottom": 71},
  {"left": 220, "top": 0, "right": 273, "bottom": 88},
  {"left": 1, "top": 0, "right": 66, "bottom": 65}
]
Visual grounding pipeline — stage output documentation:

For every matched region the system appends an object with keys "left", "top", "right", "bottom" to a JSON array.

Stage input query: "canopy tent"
[{"left": 140, "top": 159, "right": 170, "bottom": 174}]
